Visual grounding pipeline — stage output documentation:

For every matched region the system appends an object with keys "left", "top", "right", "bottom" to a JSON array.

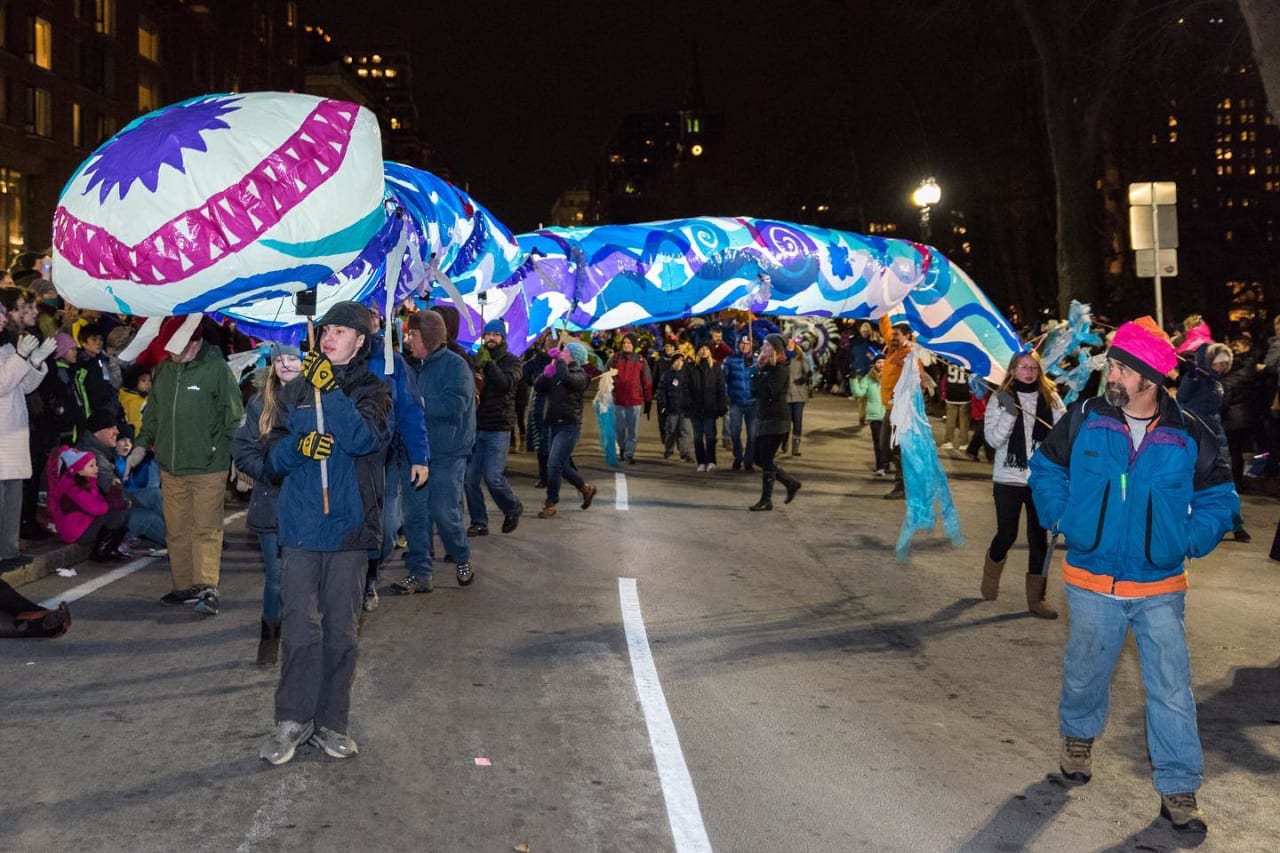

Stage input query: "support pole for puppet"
[{"left": 298, "top": 288, "right": 330, "bottom": 515}]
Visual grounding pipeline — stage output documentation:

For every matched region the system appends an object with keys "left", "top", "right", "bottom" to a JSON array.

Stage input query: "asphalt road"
[{"left": 2, "top": 395, "right": 1277, "bottom": 853}]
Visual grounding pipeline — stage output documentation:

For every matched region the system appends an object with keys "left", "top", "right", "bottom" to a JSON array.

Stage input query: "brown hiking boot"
[
  {"left": 1059, "top": 736, "right": 1093, "bottom": 783},
  {"left": 580, "top": 483, "right": 597, "bottom": 510},
  {"left": 537, "top": 503, "right": 557, "bottom": 518},
  {"left": 1160, "top": 792, "right": 1207, "bottom": 833},
  {"left": 981, "top": 551, "right": 1006, "bottom": 600}
]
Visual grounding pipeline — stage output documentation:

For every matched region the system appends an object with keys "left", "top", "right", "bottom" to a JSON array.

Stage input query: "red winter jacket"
[{"left": 609, "top": 352, "right": 652, "bottom": 406}]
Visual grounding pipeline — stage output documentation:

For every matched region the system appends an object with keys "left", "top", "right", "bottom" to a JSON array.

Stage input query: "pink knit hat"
[
  {"left": 58, "top": 448, "right": 93, "bottom": 475},
  {"left": 1108, "top": 316, "right": 1176, "bottom": 384}
]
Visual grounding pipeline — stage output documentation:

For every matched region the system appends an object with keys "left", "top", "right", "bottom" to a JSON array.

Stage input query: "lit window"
[
  {"left": 372, "top": 54, "right": 382, "bottom": 64},
  {"left": 371, "top": 68, "right": 382, "bottom": 78},
  {"left": 1169, "top": 131, "right": 1178, "bottom": 143},
  {"left": 32, "top": 18, "right": 52, "bottom": 69},
  {"left": 96, "top": 0, "right": 116, "bottom": 36},
  {"left": 356, "top": 68, "right": 368, "bottom": 77},
  {"left": 1226, "top": 231, "right": 1233, "bottom": 241},
  {"left": 389, "top": 117, "right": 401, "bottom": 130},
  {"left": 138, "top": 78, "right": 160, "bottom": 113},
  {"left": 1167, "top": 116, "right": 1177, "bottom": 127},
  {"left": 139, "top": 18, "right": 160, "bottom": 62},
  {"left": 27, "top": 87, "right": 53, "bottom": 136},
  {"left": 343, "top": 56, "right": 352, "bottom": 64},
  {"left": 72, "top": 103, "right": 82, "bottom": 147},
  {"left": 286, "top": 1, "right": 298, "bottom": 28},
  {"left": 384, "top": 68, "right": 397, "bottom": 79}
]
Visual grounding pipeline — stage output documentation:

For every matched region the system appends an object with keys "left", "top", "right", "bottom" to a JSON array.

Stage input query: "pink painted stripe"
[{"left": 53, "top": 100, "right": 361, "bottom": 285}]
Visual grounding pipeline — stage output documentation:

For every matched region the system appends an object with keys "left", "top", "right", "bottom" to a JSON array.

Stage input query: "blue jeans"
[
  {"left": 405, "top": 454, "right": 470, "bottom": 579},
  {"left": 126, "top": 486, "right": 166, "bottom": 545},
  {"left": 258, "top": 531, "right": 282, "bottom": 623},
  {"left": 528, "top": 392, "right": 547, "bottom": 454},
  {"left": 1060, "top": 586, "right": 1203, "bottom": 795},
  {"left": 615, "top": 404, "right": 641, "bottom": 460},
  {"left": 546, "top": 423, "right": 586, "bottom": 505},
  {"left": 729, "top": 402, "right": 756, "bottom": 464},
  {"left": 466, "top": 430, "right": 522, "bottom": 529},
  {"left": 378, "top": 455, "right": 405, "bottom": 563},
  {"left": 692, "top": 416, "right": 718, "bottom": 465}
]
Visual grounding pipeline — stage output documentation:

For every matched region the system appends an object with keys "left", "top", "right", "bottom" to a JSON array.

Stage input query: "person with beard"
[
  {"left": 259, "top": 302, "right": 391, "bottom": 766},
  {"left": 465, "top": 319, "right": 524, "bottom": 536},
  {"left": 747, "top": 335, "right": 802, "bottom": 511},
  {"left": 533, "top": 342, "right": 597, "bottom": 518},
  {"left": 1029, "top": 317, "right": 1237, "bottom": 834},
  {"left": 391, "top": 310, "right": 477, "bottom": 594},
  {"left": 979, "top": 350, "right": 1065, "bottom": 617}
]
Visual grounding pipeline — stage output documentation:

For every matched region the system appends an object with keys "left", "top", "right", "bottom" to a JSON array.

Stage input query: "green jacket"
[{"left": 137, "top": 342, "right": 244, "bottom": 476}]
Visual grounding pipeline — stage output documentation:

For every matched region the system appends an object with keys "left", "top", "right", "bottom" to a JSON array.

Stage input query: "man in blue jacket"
[
  {"left": 259, "top": 301, "right": 391, "bottom": 766},
  {"left": 392, "top": 309, "right": 477, "bottom": 592},
  {"left": 362, "top": 309, "right": 430, "bottom": 612},
  {"left": 723, "top": 335, "right": 757, "bottom": 471},
  {"left": 1029, "top": 316, "right": 1237, "bottom": 834}
]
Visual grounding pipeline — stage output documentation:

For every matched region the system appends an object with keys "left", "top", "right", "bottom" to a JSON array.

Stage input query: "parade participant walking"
[
  {"left": 362, "top": 309, "right": 430, "bottom": 612},
  {"left": 879, "top": 318, "right": 915, "bottom": 499},
  {"left": 1029, "top": 317, "right": 1237, "bottom": 833},
  {"left": 135, "top": 318, "right": 243, "bottom": 615},
  {"left": 849, "top": 322, "right": 875, "bottom": 426},
  {"left": 748, "top": 335, "right": 801, "bottom": 511},
  {"left": 940, "top": 360, "right": 972, "bottom": 451},
  {"left": 724, "top": 334, "right": 756, "bottom": 472},
  {"left": 391, "top": 310, "right": 476, "bottom": 594},
  {"left": 465, "top": 318, "right": 524, "bottom": 536},
  {"left": 851, "top": 353, "right": 888, "bottom": 475},
  {"left": 784, "top": 337, "right": 813, "bottom": 456},
  {"left": 232, "top": 344, "right": 302, "bottom": 666},
  {"left": 980, "top": 350, "right": 1065, "bottom": 617},
  {"left": 533, "top": 343, "right": 597, "bottom": 518},
  {"left": 260, "top": 301, "right": 391, "bottom": 766},
  {"left": 607, "top": 334, "right": 652, "bottom": 464},
  {"left": 687, "top": 344, "right": 727, "bottom": 471},
  {"left": 657, "top": 352, "right": 691, "bottom": 460}
]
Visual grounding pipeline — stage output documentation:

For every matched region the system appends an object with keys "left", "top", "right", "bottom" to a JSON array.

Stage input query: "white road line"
[
  {"left": 618, "top": 578, "right": 712, "bottom": 853},
  {"left": 37, "top": 510, "right": 248, "bottom": 609},
  {"left": 615, "top": 472, "right": 629, "bottom": 511}
]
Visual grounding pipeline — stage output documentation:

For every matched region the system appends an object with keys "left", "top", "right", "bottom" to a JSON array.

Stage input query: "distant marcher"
[
  {"left": 687, "top": 345, "right": 728, "bottom": 471},
  {"left": 607, "top": 334, "right": 653, "bottom": 464},
  {"left": 851, "top": 353, "right": 889, "bottom": 475},
  {"left": 723, "top": 335, "right": 757, "bottom": 471},
  {"left": 748, "top": 335, "right": 802, "bottom": 511},
  {"left": 533, "top": 343, "right": 597, "bottom": 518},
  {"left": 980, "top": 351, "right": 1065, "bottom": 618},
  {"left": 940, "top": 361, "right": 972, "bottom": 451},
  {"left": 465, "top": 318, "right": 524, "bottom": 537}
]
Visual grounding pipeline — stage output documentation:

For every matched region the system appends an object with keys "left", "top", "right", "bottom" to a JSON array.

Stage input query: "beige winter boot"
[
  {"left": 980, "top": 551, "right": 1006, "bottom": 600},
  {"left": 1026, "top": 573, "right": 1059, "bottom": 619}
]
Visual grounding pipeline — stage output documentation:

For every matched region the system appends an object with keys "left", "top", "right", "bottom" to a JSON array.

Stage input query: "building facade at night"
[{"left": 0, "top": 0, "right": 303, "bottom": 269}]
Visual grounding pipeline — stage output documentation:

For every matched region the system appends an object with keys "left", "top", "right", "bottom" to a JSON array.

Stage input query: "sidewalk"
[{"left": 5, "top": 536, "right": 90, "bottom": 589}]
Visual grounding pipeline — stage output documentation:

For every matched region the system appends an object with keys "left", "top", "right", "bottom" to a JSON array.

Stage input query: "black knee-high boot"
[
  {"left": 775, "top": 467, "right": 802, "bottom": 504},
  {"left": 749, "top": 472, "right": 775, "bottom": 512}
]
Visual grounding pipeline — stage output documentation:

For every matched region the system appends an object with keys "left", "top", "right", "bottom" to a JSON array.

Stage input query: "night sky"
[{"left": 307, "top": 0, "right": 950, "bottom": 233}]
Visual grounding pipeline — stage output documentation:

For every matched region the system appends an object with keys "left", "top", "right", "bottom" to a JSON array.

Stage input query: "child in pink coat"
[{"left": 46, "top": 447, "right": 128, "bottom": 560}]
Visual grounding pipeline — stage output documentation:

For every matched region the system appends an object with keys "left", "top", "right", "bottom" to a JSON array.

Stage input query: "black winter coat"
[
  {"left": 1219, "top": 354, "right": 1257, "bottom": 433},
  {"left": 686, "top": 362, "right": 727, "bottom": 418},
  {"left": 533, "top": 360, "right": 588, "bottom": 425},
  {"left": 656, "top": 367, "right": 690, "bottom": 415},
  {"left": 751, "top": 362, "right": 791, "bottom": 435},
  {"left": 475, "top": 345, "right": 521, "bottom": 431}
]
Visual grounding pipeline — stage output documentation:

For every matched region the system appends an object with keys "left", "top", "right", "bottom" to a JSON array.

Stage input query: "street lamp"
[{"left": 912, "top": 177, "right": 941, "bottom": 243}]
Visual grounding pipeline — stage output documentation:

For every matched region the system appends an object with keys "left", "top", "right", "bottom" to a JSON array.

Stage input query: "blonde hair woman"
[{"left": 981, "top": 350, "right": 1065, "bottom": 618}]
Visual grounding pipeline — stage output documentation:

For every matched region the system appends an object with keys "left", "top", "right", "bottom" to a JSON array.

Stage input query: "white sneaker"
[
  {"left": 940, "top": 442, "right": 955, "bottom": 450},
  {"left": 875, "top": 468, "right": 888, "bottom": 477},
  {"left": 260, "top": 720, "right": 314, "bottom": 765},
  {"left": 707, "top": 463, "right": 717, "bottom": 472},
  {"left": 696, "top": 464, "right": 707, "bottom": 472}
]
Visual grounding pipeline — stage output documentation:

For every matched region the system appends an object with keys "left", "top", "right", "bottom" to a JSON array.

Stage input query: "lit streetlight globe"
[{"left": 913, "top": 177, "right": 942, "bottom": 208}]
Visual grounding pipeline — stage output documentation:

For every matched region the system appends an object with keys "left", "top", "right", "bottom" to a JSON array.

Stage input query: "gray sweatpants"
[{"left": 275, "top": 549, "right": 364, "bottom": 732}]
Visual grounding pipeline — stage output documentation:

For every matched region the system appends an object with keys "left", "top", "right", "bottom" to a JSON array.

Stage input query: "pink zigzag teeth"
[{"left": 53, "top": 100, "right": 359, "bottom": 286}]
